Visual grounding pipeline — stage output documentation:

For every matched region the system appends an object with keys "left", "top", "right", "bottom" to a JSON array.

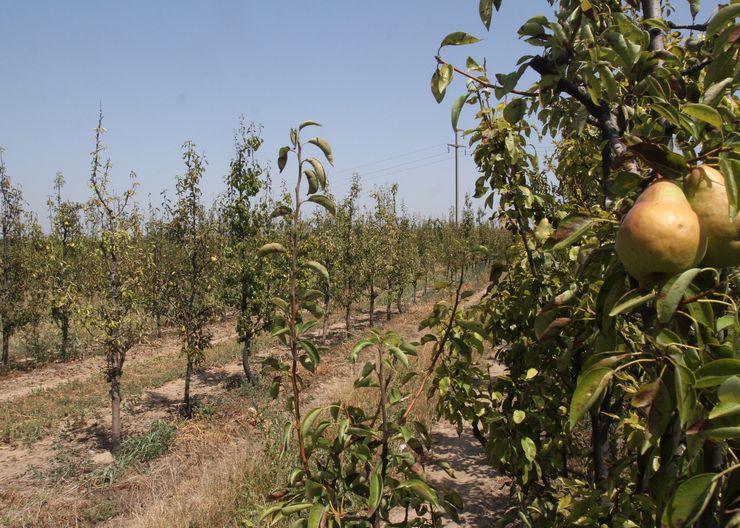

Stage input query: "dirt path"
[
  {"left": 0, "top": 320, "right": 237, "bottom": 404},
  {"left": 425, "top": 421, "right": 511, "bottom": 527}
]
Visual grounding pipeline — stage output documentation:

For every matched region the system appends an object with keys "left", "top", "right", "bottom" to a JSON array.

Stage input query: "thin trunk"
[
  {"left": 322, "top": 282, "right": 330, "bottom": 342},
  {"left": 110, "top": 364, "right": 122, "bottom": 452},
  {"left": 412, "top": 281, "right": 417, "bottom": 304},
  {"left": 183, "top": 357, "right": 193, "bottom": 417},
  {"left": 369, "top": 281, "right": 375, "bottom": 327},
  {"left": 396, "top": 288, "right": 403, "bottom": 314},
  {"left": 385, "top": 282, "right": 392, "bottom": 321},
  {"left": 60, "top": 311, "right": 69, "bottom": 361},
  {"left": 641, "top": 0, "right": 665, "bottom": 53},
  {"left": 372, "top": 345, "right": 390, "bottom": 528},
  {"left": 1, "top": 325, "right": 9, "bottom": 366},
  {"left": 242, "top": 333, "right": 255, "bottom": 384},
  {"left": 590, "top": 394, "right": 611, "bottom": 487},
  {"left": 155, "top": 313, "right": 162, "bottom": 339},
  {"left": 344, "top": 302, "right": 351, "bottom": 336},
  {"left": 424, "top": 274, "right": 428, "bottom": 295}
]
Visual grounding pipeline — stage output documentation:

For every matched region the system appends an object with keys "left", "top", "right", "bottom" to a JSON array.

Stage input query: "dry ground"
[{"left": 0, "top": 287, "right": 510, "bottom": 527}]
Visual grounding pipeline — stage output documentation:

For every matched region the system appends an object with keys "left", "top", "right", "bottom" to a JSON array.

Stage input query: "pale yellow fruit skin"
[
  {"left": 616, "top": 180, "right": 707, "bottom": 287},
  {"left": 684, "top": 165, "right": 740, "bottom": 268}
]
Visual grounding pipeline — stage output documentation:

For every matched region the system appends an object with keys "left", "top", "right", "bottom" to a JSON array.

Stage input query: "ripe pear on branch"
[
  {"left": 684, "top": 165, "right": 740, "bottom": 268},
  {"left": 616, "top": 180, "right": 707, "bottom": 288}
]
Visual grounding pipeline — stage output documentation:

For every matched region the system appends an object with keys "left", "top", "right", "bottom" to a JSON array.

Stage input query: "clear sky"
[{"left": 0, "top": 1, "right": 718, "bottom": 223}]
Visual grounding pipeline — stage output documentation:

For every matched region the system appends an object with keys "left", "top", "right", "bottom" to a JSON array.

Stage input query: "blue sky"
[{"left": 0, "top": 1, "right": 718, "bottom": 222}]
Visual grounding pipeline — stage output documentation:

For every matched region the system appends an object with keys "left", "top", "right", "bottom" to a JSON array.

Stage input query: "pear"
[
  {"left": 616, "top": 180, "right": 707, "bottom": 288},
  {"left": 684, "top": 165, "right": 740, "bottom": 268}
]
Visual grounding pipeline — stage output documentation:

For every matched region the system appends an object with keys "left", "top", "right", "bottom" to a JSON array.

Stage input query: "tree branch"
[
  {"left": 668, "top": 21, "right": 708, "bottom": 31},
  {"left": 435, "top": 56, "right": 537, "bottom": 97},
  {"left": 681, "top": 58, "right": 713, "bottom": 76}
]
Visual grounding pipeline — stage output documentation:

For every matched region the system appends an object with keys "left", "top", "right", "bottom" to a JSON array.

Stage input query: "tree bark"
[
  {"left": 60, "top": 311, "right": 69, "bottom": 361},
  {"left": 242, "top": 332, "right": 255, "bottom": 384},
  {"left": 109, "top": 365, "right": 122, "bottom": 452},
  {"left": 344, "top": 302, "right": 351, "bottom": 336},
  {"left": 183, "top": 357, "right": 193, "bottom": 417},
  {"left": 369, "top": 282, "right": 375, "bottom": 327},
  {"left": 590, "top": 393, "right": 612, "bottom": 487},
  {"left": 641, "top": 0, "right": 665, "bottom": 52},
  {"left": 1, "top": 324, "right": 9, "bottom": 366},
  {"left": 396, "top": 288, "right": 403, "bottom": 314}
]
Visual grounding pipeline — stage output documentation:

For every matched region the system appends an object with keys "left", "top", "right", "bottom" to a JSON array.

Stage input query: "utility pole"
[{"left": 448, "top": 129, "right": 465, "bottom": 223}]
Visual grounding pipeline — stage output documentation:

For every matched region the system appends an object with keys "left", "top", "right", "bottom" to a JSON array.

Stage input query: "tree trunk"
[
  {"left": 344, "top": 302, "right": 351, "bottom": 336},
  {"left": 1, "top": 324, "right": 9, "bottom": 366},
  {"left": 412, "top": 281, "right": 417, "bottom": 304},
  {"left": 386, "top": 283, "right": 392, "bottom": 321},
  {"left": 424, "top": 274, "right": 428, "bottom": 296},
  {"left": 60, "top": 311, "right": 69, "bottom": 362},
  {"left": 396, "top": 288, "right": 403, "bottom": 314},
  {"left": 183, "top": 357, "right": 194, "bottom": 417},
  {"left": 590, "top": 395, "right": 612, "bottom": 487},
  {"left": 369, "top": 282, "right": 375, "bottom": 327},
  {"left": 110, "top": 366, "right": 122, "bottom": 452},
  {"left": 322, "top": 289, "right": 330, "bottom": 342},
  {"left": 155, "top": 312, "right": 162, "bottom": 339},
  {"left": 242, "top": 332, "right": 255, "bottom": 384}
]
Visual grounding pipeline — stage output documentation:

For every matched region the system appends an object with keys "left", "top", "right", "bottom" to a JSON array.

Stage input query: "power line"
[
  {"left": 330, "top": 156, "right": 453, "bottom": 189},
  {"left": 331, "top": 151, "right": 451, "bottom": 185},
  {"left": 330, "top": 143, "right": 447, "bottom": 176}
]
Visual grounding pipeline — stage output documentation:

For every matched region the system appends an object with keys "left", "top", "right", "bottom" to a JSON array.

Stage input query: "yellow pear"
[
  {"left": 616, "top": 180, "right": 706, "bottom": 288},
  {"left": 684, "top": 165, "right": 740, "bottom": 268}
]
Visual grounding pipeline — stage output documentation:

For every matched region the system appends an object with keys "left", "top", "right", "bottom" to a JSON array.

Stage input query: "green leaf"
[
  {"left": 682, "top": 103, "right": 723, "bottom": 130},
  {"left": 396, "top": 479, "right": 438, "bottom": 504},
  {"left": 307, "top": 194, "right": 336, "bottom": 215},
  {"left": 708, "top": 401, "right": 740, "bottom": 420},
  {"left": 300, "top": 407, "right": 323, "bottom": 438},
  {"left": 281, "top": 502, "right": 314, "bottom": 515},
  {"left": 569, "top": 368, "right": 613, "bottom": 429},
  {"left": 513, "top": 410, "right": 526, "bottom": 424},
  {"left": 431, "top": 64, "right": 453, "bottom": 103},
  {"left": 609, "top": 290, "right": 657, "bottom": 317},
  {"left": 662, "top": 473, "right": 718, "bottom": 528},
  {"left": 257, "top": 242, "right": 287, "bottom": 258},
  {"left": 307, "top": 503, "right": 326, "bottom": 528},
  {"left": 278, "top": 146, "right": 290, "bottom": 173},
  {"left": 696, "top": 359, "right": 740, "bottom": 388},
  {"left": 351, "top": 339, "right": 375, "bottom": 362},
  {"left": 521, "top": 436, "right": 536, "bottom": 462},
  {"left": 306, "top": 158, "right": 327, "bottom": 189},
  {"left": 299, "top": 120, "right": 321, "bottom": 130},
  {"left": 439, "top": 31, "right": 481, "bottom": 49},
  {"left": 451, "top": 94, "right": 468, "bottom": 131},
  {"left": 720, "top": 155, "right": 739, "bottom": 219},
  {"left": 368, "top": 468, "right": 383, "bottom": 514},
  {"left": 303, "top": 260, "right": 329, "bottom": 282},
  {"left": 390, "top": 346, "right": 409, "bottom": 368},
  {"left": 304, "top": 169, "right": 319, "bottom": 194},
  {"left": 307, "top": 137, "right": 334, "bottom": 165},
  {"left": 707, "top": 4, "right": 740, "bottom": 37},
  {"left": 688, "top": 0, "right": 700, "bottom": 19},
  {"left": 479, "top": 0, "right": 493, "bottom": 30},
  {"left": 551, "top": 216, "right": 594, "bottom": 250},
  {"left": 701, "top": 78, "right": 733, "bottom": 107},
  {"left": 656, "top": 268, "right": 702, "bottom": 324},
  {"left": 719, "top": 376, "right": 740, "bottom": 404},
  {"left": 503, "top": 98, "right": 527, "bottom": 124}
]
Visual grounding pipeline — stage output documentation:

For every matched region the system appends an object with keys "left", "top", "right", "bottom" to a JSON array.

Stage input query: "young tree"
[
  {"left": 334, "top": 175, "right": 363, "bottom": 334},
  {"left": 221, "top": 119, "right": 275, "bottom": 383},
  {"left": 142, "top": 199, "right": 171, "bottom": 339},
  {"left": 167, "top": 141, "right": 217, "bottom": 416},
  {"left": 0, "top": 153, "right": 37, "bottom": 367},
  {"left": 86, "top": 112, "right": 144, "bottom": 452},
  {"left": 46, "top": 173, "right": 84, "bottom": 361}
]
